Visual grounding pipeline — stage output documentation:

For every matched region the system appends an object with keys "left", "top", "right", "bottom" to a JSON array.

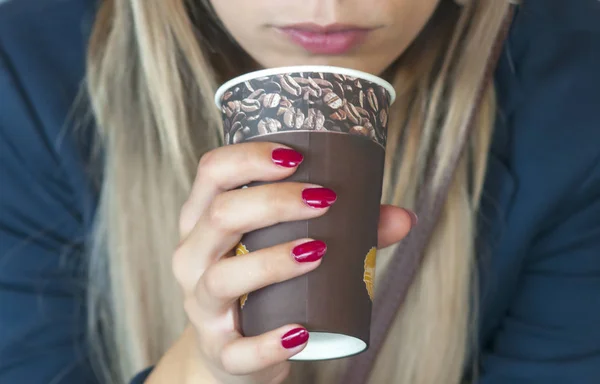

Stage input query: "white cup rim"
[{"left": 214, "top": 65, "right": 396, "bottom": 108}]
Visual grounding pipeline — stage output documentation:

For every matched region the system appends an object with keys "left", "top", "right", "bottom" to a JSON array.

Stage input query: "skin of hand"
[{"left": 147, "top": 142, "right": 414, "bottom": 384}]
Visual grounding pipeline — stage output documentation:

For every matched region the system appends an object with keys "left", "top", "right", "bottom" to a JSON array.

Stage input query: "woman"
[{"left": 1, "top": 0, "right": 599, "bottom": 383}]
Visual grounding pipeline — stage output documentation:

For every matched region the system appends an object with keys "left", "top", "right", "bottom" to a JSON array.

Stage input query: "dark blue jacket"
[{"left": 1, "top": 0, "right": 599, "bottom": 383}]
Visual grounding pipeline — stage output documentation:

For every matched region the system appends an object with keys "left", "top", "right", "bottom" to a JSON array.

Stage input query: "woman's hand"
[{"left": 165, "top": 142, "right": 414, "bottom": 384}]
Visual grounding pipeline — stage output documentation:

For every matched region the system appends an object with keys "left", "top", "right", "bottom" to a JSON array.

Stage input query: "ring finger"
[{"left": 196, "top": 238, "right": 327, "bottom": 313}]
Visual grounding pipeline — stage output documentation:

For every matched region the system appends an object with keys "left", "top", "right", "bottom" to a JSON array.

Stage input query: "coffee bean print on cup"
[{"left": 218, "top": 71, "right": 391, "bottom": 148}]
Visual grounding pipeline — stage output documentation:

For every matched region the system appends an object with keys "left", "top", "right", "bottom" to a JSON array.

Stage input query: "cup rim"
[{"left": 214, "top": 65, "right": 396, "bottom": 108}]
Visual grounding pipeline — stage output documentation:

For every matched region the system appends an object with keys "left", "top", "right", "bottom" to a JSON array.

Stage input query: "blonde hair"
[{"left": 85, "top": 0, "right": 510, "bottom": 383}]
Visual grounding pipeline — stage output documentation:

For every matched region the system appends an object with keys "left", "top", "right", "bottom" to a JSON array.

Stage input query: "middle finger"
[{"left": 192, "top": 183, "right": 336, "bottom": 261}]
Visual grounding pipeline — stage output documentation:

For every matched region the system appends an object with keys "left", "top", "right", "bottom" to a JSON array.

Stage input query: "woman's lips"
[{"left": 276, "top": 23, "right": 373, "bottom": 55}]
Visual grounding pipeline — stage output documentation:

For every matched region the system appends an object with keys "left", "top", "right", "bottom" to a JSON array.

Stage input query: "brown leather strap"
[{"left": 339, "top": 4, "right": 516, "bottom": 384}]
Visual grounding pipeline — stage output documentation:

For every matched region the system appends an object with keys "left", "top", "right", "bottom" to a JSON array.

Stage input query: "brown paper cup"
[{"left": 215, "top": 66, "right": 395, "bottom": 361}]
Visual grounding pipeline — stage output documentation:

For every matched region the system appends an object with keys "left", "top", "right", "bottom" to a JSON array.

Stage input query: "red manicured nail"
[
  {"left": 272, "top": 148, "right": 304, "bottom": 168},
  {"left": 281, "top": 327, "right": 309, "bottom": 349},
  {"left": 302, "top": 188, "right": 337, "bottom": 208},
  {"left": 292, "top": 240, "right": 327, "bottom": 263}
]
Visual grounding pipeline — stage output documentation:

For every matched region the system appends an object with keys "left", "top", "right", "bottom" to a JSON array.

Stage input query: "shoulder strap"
[{"left": 340, "top": 4, "right": 517, "bottom": 383}]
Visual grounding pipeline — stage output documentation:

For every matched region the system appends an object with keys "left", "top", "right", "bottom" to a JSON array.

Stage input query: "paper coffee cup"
[{"left": 215, "top": 66, "right": 395, "bottom": 361}]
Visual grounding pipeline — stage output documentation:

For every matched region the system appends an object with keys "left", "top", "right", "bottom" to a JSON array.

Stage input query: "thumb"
[{"left": 377, "top": 205, "right": 417, "bottom": 249}]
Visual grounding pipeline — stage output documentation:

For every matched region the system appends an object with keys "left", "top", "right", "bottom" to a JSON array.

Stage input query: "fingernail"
[
  {"left": 407, "top": 210, "right": 418, "bottom": 226},
  {"left": 281, "top": 327, "right": 309, "bottom": 349},
  {"left": 272, "top": 148, "right": 304, "bottom": 168},
  {"left": 302, "top": 188, "right": 337, "bottom": 209},
  {"left": 292, "top": 240, "right": 327, "bottom": 263}
]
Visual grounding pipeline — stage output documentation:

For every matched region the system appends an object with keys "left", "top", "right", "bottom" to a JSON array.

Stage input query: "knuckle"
[
  {"left": 258, "top": 253, "right": 284, "bottom": 283},
  {"left": 254, "top": 339, "right": 274, "bottom": 366},
  {"left": 269, "top": 364, "right": 291, "bottom": 384},
  {"left": 178, "top": 202, "right": 189, "bottom": 227},
  {"left": 234, "top": 145, "right": 263, "bottom": 177},
  {"left": 171, "top": 245, "right": 188, "bottom": 285},
  {"left": 200, "top": 266, "right": 228, "bottom": 301},
  {"left": 200, "top": 338, "right": 220, "bottom": 365},
  {"left": 197, "top": 150, "right": 216, "bottom": 173},
  {"left": 207, "top": 195, "right": 233, "bottom": 233},
  {"left": 248, "top": 145, "right": 269, "bottom": 170},
  {"left": 178, "top": 201, "right": 195, "bottom": 236},
  {"left": 196, "top": 151, "right": 220, "bottom": 184},
  {"left": 265, "top": 185, "right": 289, "bottom": 216},
  {"left": 237, "top": 145, "right": 253, "bottom": 165},
  {"left": 183, "top": 297, "right": 202, "bottom": 325},
  {"left": 219, "top": 347, "right": 237, "bottom": 374},
  {"left": 182, "top": 297, "right": 195, "bottom": 318}
]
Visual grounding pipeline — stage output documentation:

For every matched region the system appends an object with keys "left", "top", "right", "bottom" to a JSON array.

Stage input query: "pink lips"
[{"left": 277, "top": 23, "right": 372, "bottom": 55}]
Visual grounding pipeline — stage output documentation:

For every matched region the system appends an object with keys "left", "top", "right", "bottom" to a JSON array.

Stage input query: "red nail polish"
[
  {"left": 302, "top": 188, "right": 337, "bottom": 209},
  {"left": 281, "top": 327, "right": 309, "bottom": 349},
  {"left": 272, "top": 148, "right": 304, "bottom": 168},
  {"left": 292, "top": 240, "right": 327, "bottom": 263}
]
